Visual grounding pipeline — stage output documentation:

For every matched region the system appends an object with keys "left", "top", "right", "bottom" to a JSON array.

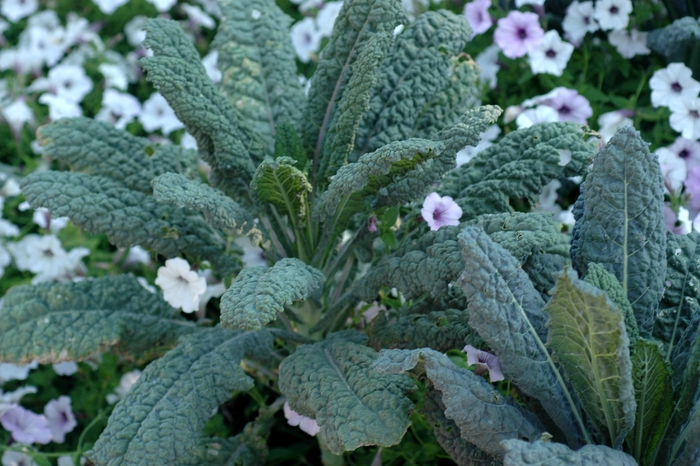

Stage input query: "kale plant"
[{"left": 1, "top": 0, "right": 698, "bottom": 464}]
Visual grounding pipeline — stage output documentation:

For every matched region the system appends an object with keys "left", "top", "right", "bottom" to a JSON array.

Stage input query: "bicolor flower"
[
  {"left": 463, "top": 345, "right": 504, "bottom": 382},
  {"left": 494, "top": 11, "right": 544, "bottom": 59},
  {"left": 421, "top": 193, "right": 462, "bottom": 231}
]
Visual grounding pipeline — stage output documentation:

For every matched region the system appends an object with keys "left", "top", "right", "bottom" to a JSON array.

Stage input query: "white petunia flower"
[
  {"left": 456, "top": 124, "right": 501, "bottom": 167},
  {"left": 516, "top": 105, "right": 559, "bottom": 129},
  {"left": 597, "top": 110, "right": 634, "bottom": 142},
  {"left": 562, "top": 1, "right": 598, "bottom": 44},
  {"left": 31, "top": 207, "right": 69, "bottom": 232},
  {"left": 527, "top": 30, "right": 574, "bottom": 77},
  {"left": 233, "top": 237, "right": 267, "bottom": 268},
  {"left": 283, "top": 401, "right": 320, "bottom": 436},
  {"left": 106, "top": 370, "right": 141, "bottom": 404},
  {"left": 608, "top": 29, "right": 650, "bottom": 59},
  {"left": 594, "top": 0, "right": 632, "bottom": 31},
  {"left": 290, "top": 17, "right": 322, "bottom": 63},
  {"left": 0, "top": 361, "right": 38, "bottom": 383},
  {"left": 38, "top": 94, "right": 83, "bottom": 121},
  {"left": 656, "top": 147, "right": 687, "bottom": 193},
  {"left": 1, "top": 98, "right": 33, "bottom": 137},
  {"left": 202, "top": 50, "right": 221, "bottom": 83},
  {"left": 1, "top": 0, "right": 38, "bottom": 22},
  {"left": 52, "top": 361, "right": 78, "bottom": 376},
  {"left": 475, "top": 44, "right": 500, "bottom": 89},
  {"left": 29, "top": 64, "right": 93, "bottom": 103},
  {"left": 124, "top": 16, "right": 147, "bottom": 46},
  {"left": 21, "top": 25, "right": 66, "bottom": 68},
  {"left": 649, "top": 63, "right": 700, "bottom": 108},
  {"left": 155, "top": 258, "right": 207, "bottom": 313},
  {"left": 98, "top": 63, "right": 129, "bottom": 90},
  {"left": 91, "top": 0, "right": 129, "bottom": 14},
  {"left": 182, "top": 4, "right": 215, "bottom": 29},
  {"left": 670, "top": 98, "right": 700, "bottom": 140},
  {"left": 2, "top": 451, "right": 38, "bottom": 466},
  {"left": 138, "top": 93, "right": 184, "bottom": 135},
  {"left": 316, "top": 1, "right": 343, "bottom": 37},
  {"left": 95, "top": 89, "right": 142, "bottom": 130},
  {"left": 44, "top": 396, "right": 77, "bottom": 443},
  {"left": 146, "top": 0, "right": 177, "bottom": 12}
]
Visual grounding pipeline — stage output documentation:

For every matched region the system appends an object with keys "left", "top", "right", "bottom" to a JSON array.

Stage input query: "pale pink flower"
[
  {"left": 44, "top": 396, "right": 77, "bottom": 443},
  {"left": 463, "top": 0, "right": 493, "bottom": 37},
  {"left": 656, "top": 148, "right": 687, "bottom": 193},
  {"left": 421, "top": 193, "right": 462, "bottom": 231},
  {"left": 1, "top": 406, "right": 52, "bottom": 444},
  {"left": 283, "top": 401, "right": 320, "bottom": 436},
  {"left": 494, "top": 11, "right": 544, "bottom": 59},
  {"left": 669, "top": 137, "right": 700, "bottom": 167},
  {"left": 544, "top": 88, "right": 593, "bottom": 124},
  {"left": 463, "top": 345, "right": 504, "bottom": 382},
  {"left": 685, "top": 166, "right": 700, "bottom": 211}
]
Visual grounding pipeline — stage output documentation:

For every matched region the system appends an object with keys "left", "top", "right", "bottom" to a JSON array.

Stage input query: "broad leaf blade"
[
  {"left": 456, "top": 226, "right": 587, "bottom": 447},
  {"left": 626, "top": 339, "right": 673, "bottom": 464},
  {"left": 318, "top": 32, "right": 393, "bottom": 182},
  {"left": 374, "top": 347, "right": 542, "bottom": 461},
  {"left": 647, "top": 17, "right": 700, "bottom": 62},
  {"left": 439, "top": 122, "right": 595, "bottom": 221},
  {"left": 37, "top": 118, "right": 198, "bottom": 193},
  {"left": 301, "top": 0, "right": 406, "bottom": 164},
  {"left": 545, "top": 267, "right": 636, "bottom": 448},
  {"left": 0, "top": 276, "right": 192, "bottom": 365},
  {"left": 151, "top": 172, "right": 263, "bottom": 245},
  {"left": 575, "top": 126, "right": 666, "bottom": 337},
  {"left": 502, "top": 439, "right": 637, "bottom": 466},
  {"left": 21, "top": 171, "right": 238, "bottom": 276},
  {"left": 86, "top": 327, "right": 273, "bottom": 466},
  {"left": 671, "top": 387, "right": 700, "bottom": 466},
  {"left": 355, "top": 10, "right": 474, "bottom": 157},
  {"left": 654, "top": 231, "right": 700, "bottom": 356},
  {"left": 140, "top": 18, "right": 266, "bottom": 195},
  {"left": 213, "top": 0, "right": 304, "bottom": 154},
  {"left": 220, "top": 258, "right": 324, "bottom": 331},
  {"left": 367, "top": 308, "right": 482, "bottom": 353},
  {"left": 251, "top": 157, "right": 312, "bottom": 222},
  {"left": 278, "top": 331, "right": 415, "bottom": 454}
]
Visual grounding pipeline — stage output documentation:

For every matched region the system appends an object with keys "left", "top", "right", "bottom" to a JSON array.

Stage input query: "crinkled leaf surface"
[
  {"left": 501, "top": 439, "right": 637, "bottom": 466},
  {"left": 647, "top": 17, "right": 700, "bottom": 62},
  {"left": 354, "top": 10, "right": 473, "bottom": 156},
  {"left": 574, "top": 126, "right": 666, "bottom": 337},
  {"left": 302, "top": 0, "right": 406, "bottom": 162},
  {"left": 522, "top": 249, "right": 567, "bottom": 302},
  {"left": 583, "top": 263, "right": 639, "bottom": 347},
  {"left": 86, "top": 327, "right": 273, "bottom": 466},
  {"left": 274, "top": 121, "right": 308, "bottom": 170},
  {"left": 357, "top": 212, "right": 559, "bottom": 303},
  {"left": 368, "top": 308, "right": 482, "bottom": 353},
  {"left": 654, "top": 231, "right": 700, "bottom": 355},
  {"left": 421, "top": 391, "right": 494, "bottom": 466},
  {"left": 374, "top": 347, "right": 542, "bottom": 460},
  {"left": 672, "top": 387, "right": 700, "bottom": 466},
  {"left": 140, "top": 18, "right": 266, "bottom": 194},
  {"left": 439, "top": 122, "right": 595, "bottom": 221},
  {"left": 457, "top": 226, "right": 587, "bottom": 447},
  {"left": 213, "top": 0, "right": 304, "bottom": 153},
  {"left": 278, "top": 331, "right": 415, "bottom": 454},
  {"left": 251, "top": 157, "right": 312, "bottom": 222},
  {"left": 220, "top": 258, "right": 324, "bottom": 331},
  {"left": 318, "top": 32, "right": 393, "bottom": 182},
  {"left": 151, "top": 172, "right": 262, "bottom": 245},
  {"left": 36, "top": 118, "right": 198, "bottom": 193},
  {"left": 0, "top": 276, "right": 192, "bottom": 365},
  {"left": 21, "top": 171, "right": 237, "bottom": 275},
  {"left": 626, "top": 339, "right": 673, "bottom": 464},
  {"left": 545, "top": 267, "right": 636, "bottom": 448}
]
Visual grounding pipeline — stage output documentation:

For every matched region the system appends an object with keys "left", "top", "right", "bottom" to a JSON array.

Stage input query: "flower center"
[
  {"left": 545, "top": 49, "right": 556, "bottom": 58},
  {"left": 583, "top": 16, "right": 590, "bottom": 24},
  {"left": 43, "top": 248, "right": 54, "bottom": 257},
  {"left": 691, "top": 110, "right": 700, "bottom": 119},
  {"left": 609, "top": 5, "right": 619, "bottom": 14},
  {"left": 517, "top": 28, "right": 528, "bottom": 40},
  {"left": 672, "top": 82, "right": 683, "bottom": 93},
  {"left": 558, "top": 105, "right": 571, "bottom": 114},
  {"left": 680, "top": 149, "right": 690, "bottom": 159}
]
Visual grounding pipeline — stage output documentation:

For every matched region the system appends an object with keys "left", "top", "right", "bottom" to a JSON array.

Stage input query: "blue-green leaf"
[{"left": 502, "top": 439, "right": 637, "bottom": 465}]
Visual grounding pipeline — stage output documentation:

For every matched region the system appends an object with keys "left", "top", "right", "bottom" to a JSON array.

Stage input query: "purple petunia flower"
[
  {"left": 421, "top": 193, "right": 462, "bottom": 231},
  {"left": 0, "top": 405, "right": 52, "bottom": 444},
  {"left": 494, "top": 11, "right": 544, "bottom": 59},
  {"left": 463, "top": 0, "right": 493, "bottom": 37},
  {"left": 44, "top": 396, "right": 77, "bottom": 443},
  {"left": 543, "top": 88, "right": 593, "bottom": 124},
  {"left": 463, "top": 345, "right": 505, "bottom": 382}
]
